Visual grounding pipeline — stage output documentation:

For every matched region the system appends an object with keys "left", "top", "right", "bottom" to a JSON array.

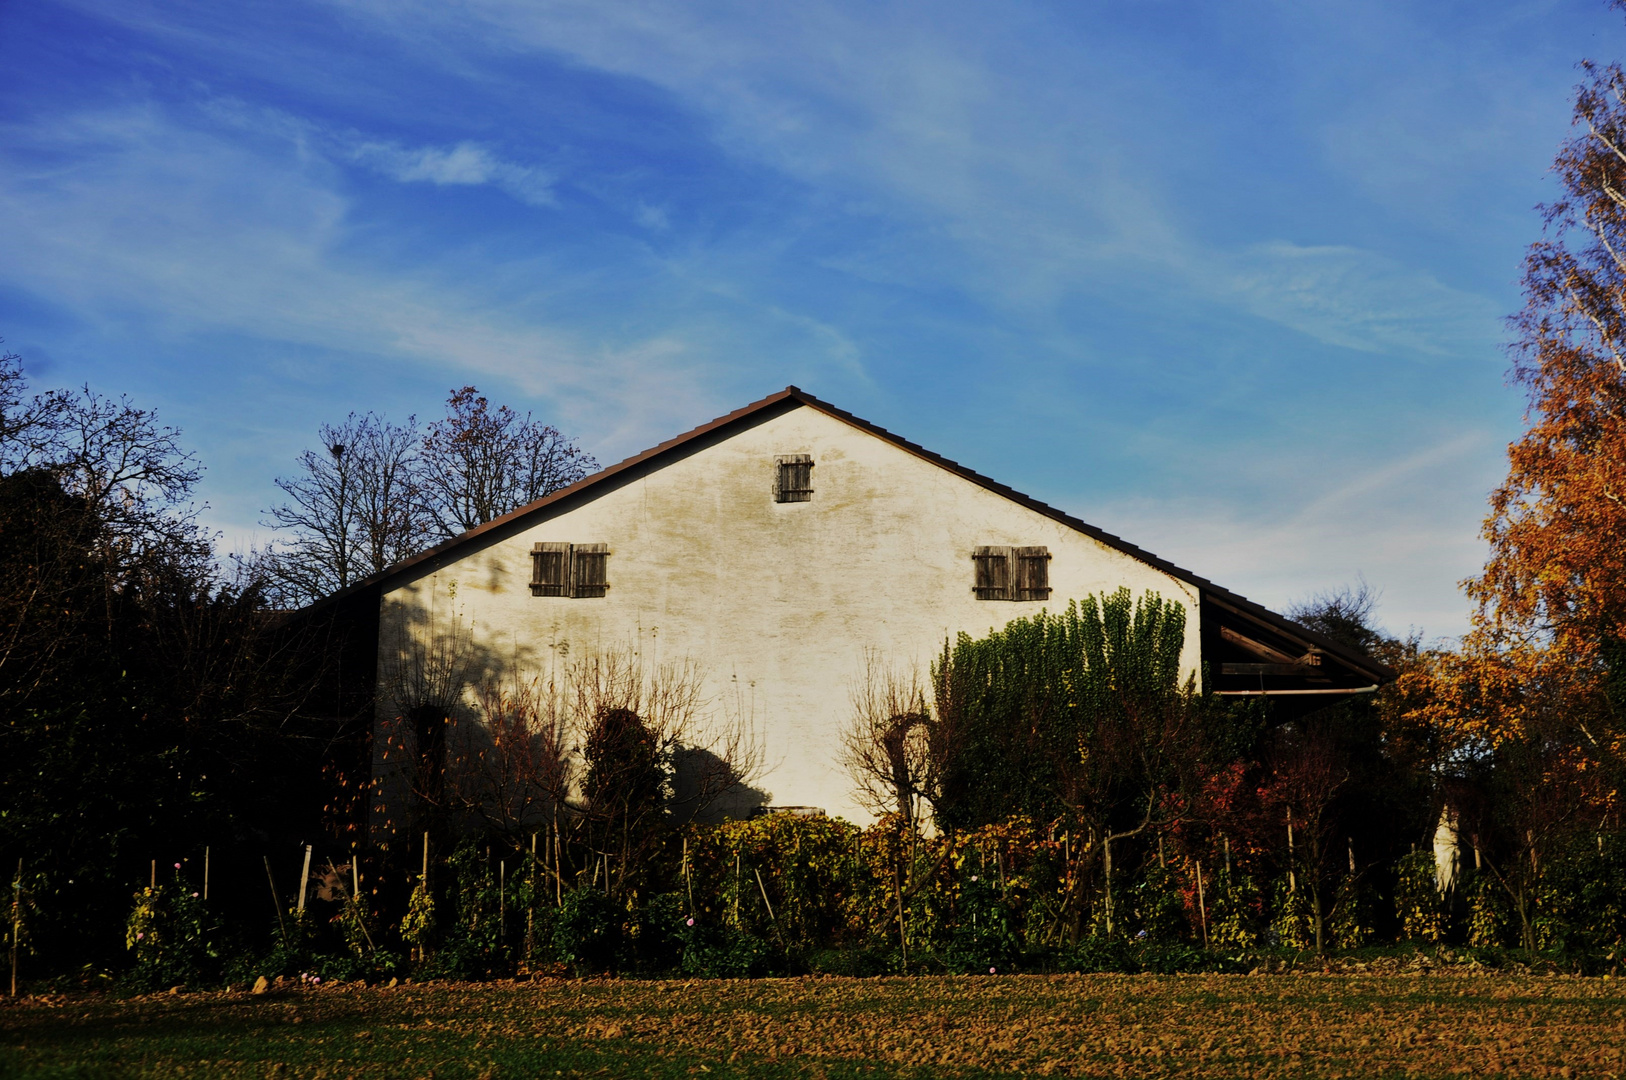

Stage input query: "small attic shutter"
[
  {"left": 531, "top": 542, "right": 571, "bottom": 596},
  {"left": 572, "top": 543, "right": 610, "bottom": 598},
  {"left": 973, "top": 546, "right": 1012, "bottom": 600},
  {"left": 1013, "top": 547, "right": 1052, "bottom": 601},
  {"left": 775, "top": 454, "right": 814, "bottom": 503}
]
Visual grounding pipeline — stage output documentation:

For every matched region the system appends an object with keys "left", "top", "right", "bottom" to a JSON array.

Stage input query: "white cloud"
[
  {"left": 0, "top": 103, "right": 713, "bottom": 455},
  {"left": 332, "top": 0, "right": 1506, "bottom": 357},
  {"left": 1215, "top": 241, "right": 1505, "bottom": 358},
  {"left": 350, "top": 139, "right": 556, "bottom": 205},
  {"left": 1083, "top": 431, "right": 1504, "bottom": 640}
]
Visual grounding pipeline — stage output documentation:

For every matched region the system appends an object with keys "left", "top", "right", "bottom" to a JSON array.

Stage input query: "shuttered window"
[
  {"left": 531, "top": 542, "right": 571, "bottom": 596},
  {"left": 775, "top": 454, "right": 814, "bottom": 503},
  {"left": 1013, "top": 546, "right": 1052, "bottom": 601},
  {"left": 572, "top": 543, "right": 610, "bottom": 598},
  {"left": 973, "top": 545, "right": 1050, "bottom": 601},
  {"left": 531, "top": 542, "right": 610, "bottom": 598},
  {"left": 973, "top": 546, "right": 1012, "bottom": 600}
]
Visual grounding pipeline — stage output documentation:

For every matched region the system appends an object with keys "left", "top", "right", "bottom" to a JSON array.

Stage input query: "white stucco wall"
[{"left": 377, "top": 403, "right": 1201, "bottom": 824}]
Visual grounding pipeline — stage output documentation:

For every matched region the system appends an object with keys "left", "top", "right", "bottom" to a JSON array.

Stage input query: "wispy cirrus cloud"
[{"left": 349, "top": 139, "right": 555, "bottom": 205}]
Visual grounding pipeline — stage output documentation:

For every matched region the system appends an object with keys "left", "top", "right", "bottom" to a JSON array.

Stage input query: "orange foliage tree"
[{"left": 1475, "top": 47, "right": 1626, "bottom": 682}]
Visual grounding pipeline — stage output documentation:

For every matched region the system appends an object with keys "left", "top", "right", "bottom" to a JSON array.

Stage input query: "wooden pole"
[
  {"left": 683, "top": 836, "right": 694, "bottom": 915},
  {"left": 297, "top": 845, "right": 312, "bottom": 915},
  {"left": 264, "top": 857, "right": 288, "bottom": 946},
  {"left": 11, "top": 858, "right": 21, "bottom": 998},
  {"left": 203, "top": 847, "right": 210, "bottom": 902},
  {"left": 150, "top": 860, "right": 156, "bottom": 891},
  {"left": 1196, "top": 862, "right": 1209, "bottom": 948},
  {"left": 1286, "top": 810, "right": 1297, "bottom": 894}
]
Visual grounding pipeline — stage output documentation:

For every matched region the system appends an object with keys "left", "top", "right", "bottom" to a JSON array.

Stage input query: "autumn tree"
[
  {"left": 1432, "top": 28, "right": 1626, "bottom": 899},
  {"left": 1474, "top": 39, "right": 1626, "bottom": 695}
]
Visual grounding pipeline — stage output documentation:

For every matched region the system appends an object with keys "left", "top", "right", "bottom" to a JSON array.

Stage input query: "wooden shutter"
[
  {"left": 571, "top": 543, "right": 610, "bottom": 598},
  {"left": 775, "top": 454, "right": 814, "bottom": 503},
  {"left": 1014, "top": 546, "right": 1051, "bottom": 601},
  {"left": 972, "top": 546, "right": 1012, "bottom": 600},
  {"left": 531, "top": 542, "right": 571, "bottom": 596}
]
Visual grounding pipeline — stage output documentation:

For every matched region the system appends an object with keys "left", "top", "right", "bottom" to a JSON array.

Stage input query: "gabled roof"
[{"left": 308, "top": 387, "right": 1391, "bottom": 685}]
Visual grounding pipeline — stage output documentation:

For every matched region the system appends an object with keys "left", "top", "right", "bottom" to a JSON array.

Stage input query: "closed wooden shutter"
[
  {"left": 572, "top": 543, "right": 610, "bottom": 598},
  {"left": 1014, "top": 546, "right": 1051, "bottom": 601},
  {"left": 775, "top": 454, "right": 814, "bottom": 503},
  {"left": 531, "top": 542, "right": 571, "bottom": 596},
  {"left": 972, "top": 546, "right": 1012, "bottom": 600}
]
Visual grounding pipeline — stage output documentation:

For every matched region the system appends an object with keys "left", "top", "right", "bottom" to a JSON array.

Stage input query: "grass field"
[{"left": 2, "top": 973, "right": 1622, "bottom": 1079}]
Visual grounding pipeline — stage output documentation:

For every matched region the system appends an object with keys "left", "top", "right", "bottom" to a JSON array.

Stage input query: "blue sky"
[{"left": 1, "top": 0, "right": 1617, "bottom": 639}]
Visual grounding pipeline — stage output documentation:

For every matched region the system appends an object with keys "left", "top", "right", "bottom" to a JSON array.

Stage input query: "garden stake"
[
  {"left": 422, "top": 831, "right": 430, "bottom": 885},
  {"left": 1224, "top": 836, "right": 1231, "bottom": 879},
  {"left": 500, "top": 859, "right": 505, "bottom": 943},
  {"left": 754, "top": 867, "right": 785, "bottom": 948},
  {"left": 10, "top": 858, "right": 21, "bottom": 998},
  {"left": 264, "top": 856, "right": 288, "bottom": 947},
  {"left": 894, "top": 862, "right": 908, "bottom": 973},
  {"left": 683, "top": 836, "right": 694, "bottom": 916},
  {"left": 203, "top": 846, "right": 209, "bottom": 901},
  {"left": 1287, "top": 810, "right": 1296, "bottom": 893},
  {"left": 1197, "top": 861, "right": 1208, "bottom": 948},
  {"left": 297, "top": 845, "right": 312, "bottom": 915},
  {"left": 150, "top": 860, "right": 155, "bottom": 890}
]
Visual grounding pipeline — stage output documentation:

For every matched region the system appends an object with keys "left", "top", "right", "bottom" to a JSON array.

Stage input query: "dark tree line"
[{"left": 0, "top": 350, "right": 599, "bottom": 977}]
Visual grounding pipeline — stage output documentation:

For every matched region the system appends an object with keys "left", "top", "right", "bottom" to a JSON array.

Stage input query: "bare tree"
[
  {"left": 840, "top": 652, "right": 936, "bottom": 825},
  {"left": 419, "top": 386, "right": 596, "bottom": 537},
  {"left": 446, "top": 675, "right": 572, "bottom": 843},
  {"left": 260, "top": 413, "right": 431, "bottom": 605},
  {"left": 0, "top": 350, "right": 214, "bottom": 702}
]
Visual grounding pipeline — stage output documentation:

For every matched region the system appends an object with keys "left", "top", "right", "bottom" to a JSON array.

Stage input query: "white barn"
[{"left": 320, "top": 388, "right": 1387, "bottom": 833}]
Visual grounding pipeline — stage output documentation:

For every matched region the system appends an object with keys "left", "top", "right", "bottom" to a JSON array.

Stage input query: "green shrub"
[
  {"left": 936, "top": 870, "right": 1021, "bottom": 973},
  {"left": 122, "top": 880, "right": 221, "bottom": 990},
  {"left": 1393, "top": 851, "right": 1445, "bottom": 944},
  {"left": 676, "top": 915, "right": 775, "bottom": 978},
  {"left": 553, "top": 888, "right": 623, "bottom": 974},
  {"left": 1268, "top": 880, "right": 1311, "bottom": 950},
  {"left": 1056, "top": 935, "right": 1138, "bottom": 973}
]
